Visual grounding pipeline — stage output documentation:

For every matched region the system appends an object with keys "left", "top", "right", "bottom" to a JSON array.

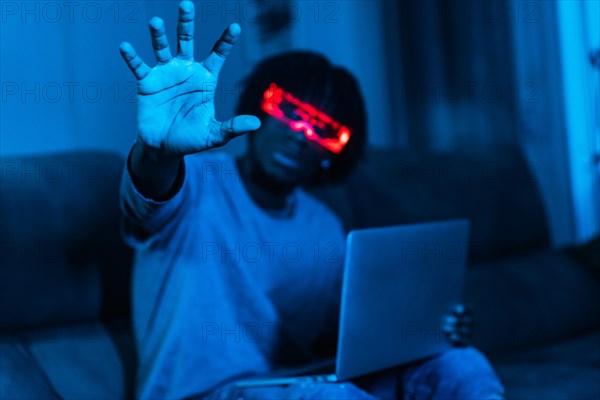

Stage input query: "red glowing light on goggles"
[{"left": 260, "top": 83, "right": 352, "bottom": 154}]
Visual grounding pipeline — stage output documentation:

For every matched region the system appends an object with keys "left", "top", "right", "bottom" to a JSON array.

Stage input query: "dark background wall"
[{"left": 1, "top": 0, "right": 598, "bottom": 246}]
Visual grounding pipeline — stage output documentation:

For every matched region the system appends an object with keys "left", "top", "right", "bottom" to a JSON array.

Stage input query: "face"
[
  {"left": 246, "top": 82, "right": 354, "bottom": 185},
  {"left": 248, "top": 115, "right": 333, "bottom": 185},
  {"left": 261, "top": 83, "right": 352, "bottom": 154}
]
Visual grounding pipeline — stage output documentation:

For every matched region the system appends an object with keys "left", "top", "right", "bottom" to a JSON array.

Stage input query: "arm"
[{"left": 128, "top": 139, "right": 183, "bottom": 201}]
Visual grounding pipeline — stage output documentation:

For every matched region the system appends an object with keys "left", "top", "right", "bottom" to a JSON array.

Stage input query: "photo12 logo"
[
  {"left": 1, "top": 81, "right": 138, "bottom": 104},
  {"left": 200, "top": 321, "right": 280, "bottom": 343},
  {"left": 1, "top": 160, "right": 120, "bottom": 184},
  {"left": 198, "top": 1, "right": 340, "bottom": 24},
  {"left": 1, "top": 2, "right": 141, "bottom": 24},
  {"left": 199, "top": 241, "right": 341, "bottom": 264},
  {"left": 400, "top": 240, "right": 470, "bottom": 263}
]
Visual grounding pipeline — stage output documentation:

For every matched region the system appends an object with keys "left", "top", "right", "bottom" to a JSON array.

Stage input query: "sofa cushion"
[
  {"left": 0, "top": 337, "right": 59, "bottom": 399},
  {"left": 19, "top": 321, "right": 134, "bottom": 399},
  {"left": 492, "top": 330, "right": 600, "bottom": 398},
  {"left": 0, "top": 152, "right": 134, "bottom": 332}
]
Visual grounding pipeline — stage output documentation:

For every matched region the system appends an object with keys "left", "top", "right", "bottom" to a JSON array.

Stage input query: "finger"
[
  {"left": 203, "top": 23, "right": 241, "bottom": 75},
  {"left": 149, "top": 17, "right": 173, "bottom": 64},
  {"left": 119, "top": 42, "right": 152, "bottom": 80},
  {"left": 442, "top": 318, "right": 457, "bottom": 333},
  {"left": 213, "top": 115, "right": 261, "bottom": 142},
  {"left": 177, "top": 1, "right": 195, "bottom": 60},
  {"left": 201, "top": 115, "right": 260, "bottom": 149},
  {"left": 452, "top": 304, "right": 466, "bottom": 315},
  {"left": 452, "top": 303, "right": 473, "bottom": 318},
  {"left": 449, "top": 333, "right": 461, "bottom": 343},
  {"left": 443, "top": 314, "right": 458, "bottom": 324}
]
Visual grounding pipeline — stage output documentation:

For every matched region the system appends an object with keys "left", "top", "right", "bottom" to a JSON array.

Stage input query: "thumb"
[{"left": 219, "top": 115, "right": 261, "bottom": 140}]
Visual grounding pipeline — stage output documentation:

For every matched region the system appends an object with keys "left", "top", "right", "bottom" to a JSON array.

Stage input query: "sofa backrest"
[
  {"left": 0, "top": 148, "right": 550, "bottom": 333},
  {"left": 0, "top": 151, "right": 133, "bottom": 333},
  {"left": 310, "top": 148, "right": 550, "bottom": 262}
]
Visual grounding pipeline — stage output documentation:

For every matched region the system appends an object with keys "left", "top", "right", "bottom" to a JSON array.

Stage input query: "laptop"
[{"left": 234, "top": 219, "right": 470, "bottom": 388}]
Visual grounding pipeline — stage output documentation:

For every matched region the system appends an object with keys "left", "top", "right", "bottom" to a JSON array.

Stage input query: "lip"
[{"left": 272, "top": 151, "right": 302, "bottom": 170}]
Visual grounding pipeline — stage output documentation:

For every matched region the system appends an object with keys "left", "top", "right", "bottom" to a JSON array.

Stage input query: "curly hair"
[{"left": 235, "top": 51, "right": 368, "bottom": 186}]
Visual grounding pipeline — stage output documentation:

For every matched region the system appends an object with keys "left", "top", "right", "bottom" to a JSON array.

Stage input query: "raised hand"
[{"left": 119, "top": 1, "right": 260, "bottom": 157}]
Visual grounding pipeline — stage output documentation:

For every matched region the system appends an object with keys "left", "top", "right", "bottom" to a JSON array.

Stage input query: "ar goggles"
[{"left": 261, "top": 83, "right": 352, "bottom": 154}]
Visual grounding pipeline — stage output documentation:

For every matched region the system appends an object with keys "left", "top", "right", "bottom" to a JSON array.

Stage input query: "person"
[{"left": 118, "top": 1, "right": 505, "bottom": 399}]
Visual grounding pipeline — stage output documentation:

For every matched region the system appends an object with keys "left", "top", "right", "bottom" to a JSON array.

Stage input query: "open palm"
[{"left": 119, "top": 1, "right": 260, "bottom": 157}]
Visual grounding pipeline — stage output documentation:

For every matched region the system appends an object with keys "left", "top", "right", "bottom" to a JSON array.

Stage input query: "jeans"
[{"left": 203, "top": 347, "right": 505, "bottom": 400}]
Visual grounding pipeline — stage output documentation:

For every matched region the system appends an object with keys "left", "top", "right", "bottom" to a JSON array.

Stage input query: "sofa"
[{"left": 1, "top": 148, "right": 599, "bottom": 399}]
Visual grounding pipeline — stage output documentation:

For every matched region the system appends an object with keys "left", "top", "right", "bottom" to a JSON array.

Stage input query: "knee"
[
  {"left": 402, "top": 347, "right": 505, "bottom": 399},
  {"left": 434, "top": 347, "right": 504, "bottom": 392},
  {"left": 435, "top": 346, "right": 494, "bottom": 373}
]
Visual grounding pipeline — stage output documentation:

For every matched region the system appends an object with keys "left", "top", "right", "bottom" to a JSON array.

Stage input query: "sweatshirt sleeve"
[{"left": 118, "top": 148, "right": 192, "bottom": 250}]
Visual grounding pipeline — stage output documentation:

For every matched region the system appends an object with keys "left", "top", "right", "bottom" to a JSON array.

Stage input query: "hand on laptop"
[{"left": 442, "top": 304, "right": 473, "bottom": 347}]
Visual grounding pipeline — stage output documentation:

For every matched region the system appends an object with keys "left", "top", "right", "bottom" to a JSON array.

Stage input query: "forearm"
[{"left": 128, "top": 139, "right": 184, "bottom": 201}]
